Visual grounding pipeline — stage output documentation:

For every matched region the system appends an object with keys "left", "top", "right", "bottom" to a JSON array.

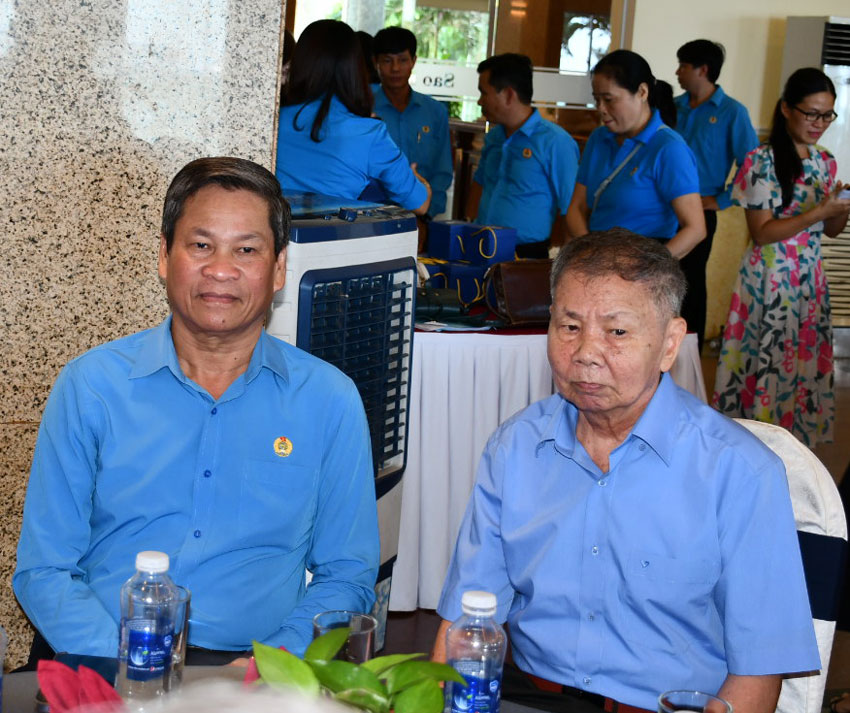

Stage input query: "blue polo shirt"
[
  {"left": 474, "top": 109, "right": 579, "bottom": 244},
  {"left": 373, "top": 86, "right": 453, "bottom": 217},
  {"left": 674, "top": 86, "right": 758, "bottom": 210},
  {"left": 276, "top": 96, "right": 427, "bottom": 210},
  {"left": 577, "top": 110, "right": 699, "bottom": 238}
]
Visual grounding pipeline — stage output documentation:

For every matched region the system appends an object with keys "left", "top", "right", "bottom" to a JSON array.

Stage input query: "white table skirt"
[{"left": 389, "top": 331, "right": 706, "bottom": 611}]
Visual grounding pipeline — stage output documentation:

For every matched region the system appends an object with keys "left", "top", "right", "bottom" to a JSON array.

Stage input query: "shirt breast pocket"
[
  {"left": 237, "top": 459, "right": 317, "bottom": 549},
  {"left": 614, "top": 550, "right": 721, "bottom": 654},
  {"left": 507, "top": 148, "right": 546, "bottom": 194}
]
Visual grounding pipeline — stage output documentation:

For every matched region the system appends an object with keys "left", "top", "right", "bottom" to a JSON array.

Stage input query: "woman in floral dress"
[{"left": 713, "top": 68, "right": 850, "bottom": 447}]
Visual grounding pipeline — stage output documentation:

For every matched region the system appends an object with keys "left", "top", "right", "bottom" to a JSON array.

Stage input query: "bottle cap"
[
  {"left": 135, "top": 551, "right": 169, "bottom": 573},
  {"left": 461, "top": 590, "right": 497, "bottom": 616}
]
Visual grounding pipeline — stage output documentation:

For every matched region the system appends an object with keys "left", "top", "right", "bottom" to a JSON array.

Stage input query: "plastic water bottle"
[
  {"left": 116, "top": 551, "right": 179, "bottom": 711},
  {"left": 445, "top": 590, "right": 507, "bottom": 713}
]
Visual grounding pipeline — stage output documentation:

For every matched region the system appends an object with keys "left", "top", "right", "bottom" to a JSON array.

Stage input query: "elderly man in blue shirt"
[
  {"left": 14, "top": 157, "right": 380, "bottom": 664},
  {"left": 469, "top": 53, "right": 580, "bottom": 259},
  {"left": 432, "top": 230, "right": 819, "bottom": 713},
  {"left": 674, "top": 39, "right": 758, "bottom": 350},
  {"left": 372, "top": 26, "right": 453, "bottom": 220}
]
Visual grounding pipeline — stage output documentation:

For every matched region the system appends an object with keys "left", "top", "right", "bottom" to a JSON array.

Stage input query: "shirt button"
[
  {"left": 194, "top": 530, "right": 201, "bottom": 538},
  {"left": 588, "top": 612, "right": 595, "bottom": 621},
  {"left": 639, "top": 443, "right": 646, "bottom": 451},
  {"left": 597, "top": 479, "right": 606, "bottom": 487},
  {"left": 591, "top": 545, "right": 599, "bottom": 555},
  {"left": 583, "top": 677, "right": 591, "bottom": 686},
  {"left": 211, "top": 407, "right": 217, "bottom": 415},
  {"left": 203, "top": 470, "right": 212, "bottom": 478}
]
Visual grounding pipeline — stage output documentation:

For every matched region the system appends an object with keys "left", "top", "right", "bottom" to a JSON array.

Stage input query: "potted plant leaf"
[{"left": 251, "top": 628, "right": 465, "bottom": 713}]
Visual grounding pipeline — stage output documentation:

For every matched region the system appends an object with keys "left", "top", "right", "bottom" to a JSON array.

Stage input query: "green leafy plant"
[{"left": 252, "top": 629, "right": 465, "bottom": 713}]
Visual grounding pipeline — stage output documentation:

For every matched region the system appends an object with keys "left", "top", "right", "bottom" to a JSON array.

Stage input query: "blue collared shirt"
[
  {"left": 14, "top": 318, "right": 379, "bottom": 657},
  {"left": 437, "top": 374, "right": 819, "bottom": 710},
  {"left": 675, "top": 86, "right": 758, "bottom": 210},
  {"left": 577, "top": 110, "right": 699, "bottom": 238},
  {"left": 276, "top": 95, "right": 427, "bottom": 210},
  {"left": 373, "top": 86, "right": 453, "bottom": 217},
  {"left": 474, "top": 109, "right": 580, "bottom": 244}
]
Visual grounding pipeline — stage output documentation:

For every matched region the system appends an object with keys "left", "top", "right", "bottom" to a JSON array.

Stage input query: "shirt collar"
[
  {"left": 633, "top": 109, "right": 665, "bottom": 144},
  {"left": 374, "top": 86, "right": 421, "bottom": 110},
  {"left": 129, "top": 316, "right": 290, "bottom": 386},
  {"left": 515, "top": 108, "right": 541, "bottom": 138},
  {"left": 629, "top": 372, "right": 680, "bottom": 465},
  {"left": 708, "top": 85, "right": 726, "bottom": 106},
  {"left": 536, "top": 372, "right": 680, "bottom": 466},
  {"left": 675, "top": 86, "right": 726, "bottom": 109}
]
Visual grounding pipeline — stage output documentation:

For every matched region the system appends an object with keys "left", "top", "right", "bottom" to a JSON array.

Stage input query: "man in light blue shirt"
[
  {"left": 14, "top": 158, "right": 379, "bottom": 663},
  {"left": 372, "top": 27, "right": 453, "bottom": 219},
  {"left": 674, "top": 39, "right": 758, "bottom": 349},
  {"left": 471, "top": 53, "right": 579, "bottom": 258},
  {"left": 433, "top": 230, "right": 819, "bottom": 713}
]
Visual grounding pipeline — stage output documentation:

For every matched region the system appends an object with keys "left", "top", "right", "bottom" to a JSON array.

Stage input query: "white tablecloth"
[{"left": 389, "top": 331, "right": 706, "bottom": 611}]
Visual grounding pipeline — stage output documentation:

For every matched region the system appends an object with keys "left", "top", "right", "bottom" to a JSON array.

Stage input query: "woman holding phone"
[{"left": 713, "top": 68, "right": 850, "bottom": 446}]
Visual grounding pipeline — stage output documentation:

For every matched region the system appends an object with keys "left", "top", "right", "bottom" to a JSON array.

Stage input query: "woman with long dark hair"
[
  {"left": 566, "top": 49, "right": 705, "bottom": 259},
  {"left": 713, "top": 68, "right": 850, "bottom": 446},
  {"left": 275, "top": 20, "right": 431, "bottom": 214}
]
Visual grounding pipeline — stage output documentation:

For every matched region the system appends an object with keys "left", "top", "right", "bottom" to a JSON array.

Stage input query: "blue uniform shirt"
[
  {"left": 675, "top": 86, "right": 758, "bottom": 210},
  {"left": 373, "top": 86, "right": 453, "bottom": 217},
  {"left": 438, "top": 374, "right": 819, "bottom": 710},
  {"left": 474, "top": 109, "right": 579, "bottom": 244},
  {"left": 276, "top": 96, "right": 427, "bottom": 210},
  {"left": 577, "top": 110, "right": 699, "bottom": 238},
  {"left": 14, "top": 318, "right": 380, "bottom": 657}
]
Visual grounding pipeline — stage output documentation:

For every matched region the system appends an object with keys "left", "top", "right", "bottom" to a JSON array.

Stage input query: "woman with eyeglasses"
[{"left": 713, "top": 67, "right": 850, "bottom": 447}]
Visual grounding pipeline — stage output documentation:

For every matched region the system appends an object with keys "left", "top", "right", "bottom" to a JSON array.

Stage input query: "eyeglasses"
[{"left": 791, "top": 106, "right": 838, "bottom": 123}]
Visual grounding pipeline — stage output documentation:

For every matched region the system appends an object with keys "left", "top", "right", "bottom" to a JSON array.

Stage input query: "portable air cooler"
[{"left": 265, "top": 193, "right": 418, "bottom": 649}]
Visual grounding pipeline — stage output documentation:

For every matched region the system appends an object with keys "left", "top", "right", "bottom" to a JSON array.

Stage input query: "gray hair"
[{"left": 551, "top": 229, "right": 687, "bottom": 319}]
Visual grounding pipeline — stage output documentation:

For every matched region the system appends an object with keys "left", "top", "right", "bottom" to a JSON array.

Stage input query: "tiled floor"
[{"left": 385, "top": 328, "right": 850, "bottom": 699}]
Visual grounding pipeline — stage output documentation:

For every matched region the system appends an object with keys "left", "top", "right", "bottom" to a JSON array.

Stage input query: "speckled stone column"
[{"left": 0, "top": 0, "right": 284, "bottom": 668}]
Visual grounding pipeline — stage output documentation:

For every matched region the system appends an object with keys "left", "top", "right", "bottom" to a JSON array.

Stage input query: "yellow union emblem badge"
[
  {"left": 422, "top": 124, "right": 431, "bottom": 133},
  {"left": 273, "top": 436, "right": 293, "bottom": 457},
  {"left": 522, "top": 147, "right": 532, "bottom": 159}
]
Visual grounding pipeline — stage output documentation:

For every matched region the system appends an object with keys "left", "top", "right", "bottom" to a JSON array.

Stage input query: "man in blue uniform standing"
[
  {"left": 372, "top": 27, "right": 453, "bottom": 220},
  {"left": 674, "top": 39, "right": 758, "bottom": 350},
  {"left": 14, "top": 157, "right": 379, "bottom": 665},
  {"left": 470, "top": 53, "right": 579, "bottom": 259}
]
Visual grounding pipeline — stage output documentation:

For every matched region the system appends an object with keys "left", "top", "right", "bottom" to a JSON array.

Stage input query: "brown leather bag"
[{"left": 484, "top": 259, "right": 552, "bottom": 326}]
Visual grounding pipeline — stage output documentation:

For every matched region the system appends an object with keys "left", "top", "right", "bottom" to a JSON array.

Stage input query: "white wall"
[{"left": 631, "top": 0, "right": 849, "bottom": 131}]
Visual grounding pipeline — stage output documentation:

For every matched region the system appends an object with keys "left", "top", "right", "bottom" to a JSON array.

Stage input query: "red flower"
[
  {"left": 818, "top": 339, "right": 833, "bottom": 376},
  {"left": 733, "top": 156, "right": 753, "bottom": 190},
  {"left": 740, "top": 374, "right": 757, "bottom": 410},
  {"left": 798, "top": 323, "right": 816, "bottom": 361},
  {"left": 37, "top": 661, "right": 124, "bottom": 713},
  {"left": 723, "top": 293, "right": 749, "bottom": 341},
  {"left": 780, "top": 411, "right": 795, "bottom": 430}
]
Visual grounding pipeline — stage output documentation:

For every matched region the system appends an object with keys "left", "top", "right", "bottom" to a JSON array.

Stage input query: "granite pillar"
[{"left": 0, "top": 0, "right": 284, "bottom": 668}]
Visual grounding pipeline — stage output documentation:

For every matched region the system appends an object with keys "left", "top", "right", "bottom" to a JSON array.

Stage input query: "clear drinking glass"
[
  {"left": 658, "top": 690, "right": 732, "bottom": 713},
  {"left": 166, "top": 586, "right": 190, "bottom": 692},
  {"left": 312, "top": 610, "right": 377, "bottom": 664}
]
